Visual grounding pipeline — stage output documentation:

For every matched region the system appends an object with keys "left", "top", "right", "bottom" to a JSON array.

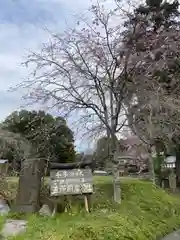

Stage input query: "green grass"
[{"left": 2, "top": 177, "right": 180, "bottom": 240}]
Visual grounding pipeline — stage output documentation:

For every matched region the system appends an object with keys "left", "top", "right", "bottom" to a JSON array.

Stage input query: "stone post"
[
  {"left": 13, "top": 158, "right": 44, "bottom": 213},
  {"left": 169, "top": 170, "right": 177, "bottom": 193},
  {"left": 113, "top": 152, "right": 121, "bottom": 204}
]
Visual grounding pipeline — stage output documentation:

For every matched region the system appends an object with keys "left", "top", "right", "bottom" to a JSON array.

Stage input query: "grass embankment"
[{"left": 1, "top": 176, "right": 180, "bottom": 240}]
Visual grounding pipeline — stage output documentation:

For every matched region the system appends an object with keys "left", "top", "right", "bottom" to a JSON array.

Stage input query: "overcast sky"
[{"left": 0, "top": 0, "right": 96, "bottom": 151}]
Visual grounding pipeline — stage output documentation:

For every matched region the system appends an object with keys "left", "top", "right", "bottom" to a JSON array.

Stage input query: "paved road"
[{"left": 162, "top": 230, "right": 180, "bottom": 240}]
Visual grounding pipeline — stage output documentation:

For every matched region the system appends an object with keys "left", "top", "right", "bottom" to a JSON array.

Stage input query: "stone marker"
[
  {"left": 1, "top": 220, "right": 27, "bottom": 238},
  {"left": 169, "top": 171, "right": 177, "bottom": 193}
]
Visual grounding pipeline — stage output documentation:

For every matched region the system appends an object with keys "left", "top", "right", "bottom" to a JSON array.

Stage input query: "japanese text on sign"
[{"left": 50, "top": 169, "right": 93, "bottom": 196}]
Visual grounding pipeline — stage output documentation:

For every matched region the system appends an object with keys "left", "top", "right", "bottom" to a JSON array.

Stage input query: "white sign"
[{"left": 50, "top": 169, "right": 93, "bottom": 196}]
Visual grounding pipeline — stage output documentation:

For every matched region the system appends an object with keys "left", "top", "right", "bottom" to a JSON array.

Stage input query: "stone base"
[{"left": 12, "top": 204, "right": 40, "bottom": 213}]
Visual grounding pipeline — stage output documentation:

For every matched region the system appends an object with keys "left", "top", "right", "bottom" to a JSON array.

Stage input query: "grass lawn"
[{"left": 1, "top": 176, "right": 180, "bottom": 239}]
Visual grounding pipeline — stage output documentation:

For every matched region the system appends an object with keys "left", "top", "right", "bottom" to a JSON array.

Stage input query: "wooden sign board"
[{"left": 50, "top": 169, "right": 93, "bottom": 196}]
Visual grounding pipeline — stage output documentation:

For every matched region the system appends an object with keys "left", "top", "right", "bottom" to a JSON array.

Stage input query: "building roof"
[
  {"left": 119, "top": 136, "right": 142, "bottom": 147},
  {"left": 0, "top": 159, "right": 8, "bottom": 164}
]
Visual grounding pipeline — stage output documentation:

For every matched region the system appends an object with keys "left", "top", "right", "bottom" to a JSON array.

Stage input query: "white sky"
[{"left": 0, "top": 0, "right": 145, "bottom": 151}]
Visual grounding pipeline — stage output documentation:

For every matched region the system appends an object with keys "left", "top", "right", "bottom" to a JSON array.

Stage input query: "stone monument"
[{"left": 13, "top": 158, "right": 44, "bottom": 213}]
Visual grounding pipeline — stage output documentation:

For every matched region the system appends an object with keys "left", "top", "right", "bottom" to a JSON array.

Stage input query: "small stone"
[
  {"left": 1, "top": 219, "right": 27, "bottom": 238},
  {"left": 100, "top": 208, "right": 108, "bottom": 213},
  {"left": 162, "top": 230, "right": 180, "bottom": 240},
  {"left": 39, "top": 204, "right": 52, "bottom": 217},
  {"left": 0, "top": 199, "right": 10, "bottom": 216}
]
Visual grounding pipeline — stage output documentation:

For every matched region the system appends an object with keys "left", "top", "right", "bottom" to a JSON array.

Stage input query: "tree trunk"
[{"left": 13, "top": 158, "right": 45, "bottom": 213}]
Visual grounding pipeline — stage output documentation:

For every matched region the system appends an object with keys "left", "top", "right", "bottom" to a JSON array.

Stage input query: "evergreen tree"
[{"left": 2, "top": 110, "right": 75, "bottom": 164}]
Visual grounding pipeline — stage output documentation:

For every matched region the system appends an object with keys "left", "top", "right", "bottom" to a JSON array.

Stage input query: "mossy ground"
[{"left": 1, "top": 176, "right": 180, "bottom": 240}]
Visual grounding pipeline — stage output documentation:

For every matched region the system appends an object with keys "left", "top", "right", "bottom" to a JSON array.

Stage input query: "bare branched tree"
[
  {"left": 16, "top": 0, "right": 180, "bottom": 198},
  {"left": 21, "top": 5, "right": 128, "bottom": 143},
  {"left": 16, "top": 2, "right": 135, "bottom": 203}
]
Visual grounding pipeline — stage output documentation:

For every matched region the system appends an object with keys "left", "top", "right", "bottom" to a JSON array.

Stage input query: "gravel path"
[{"left": 161, "top": 230, "right": 180, "bottom": 240}]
